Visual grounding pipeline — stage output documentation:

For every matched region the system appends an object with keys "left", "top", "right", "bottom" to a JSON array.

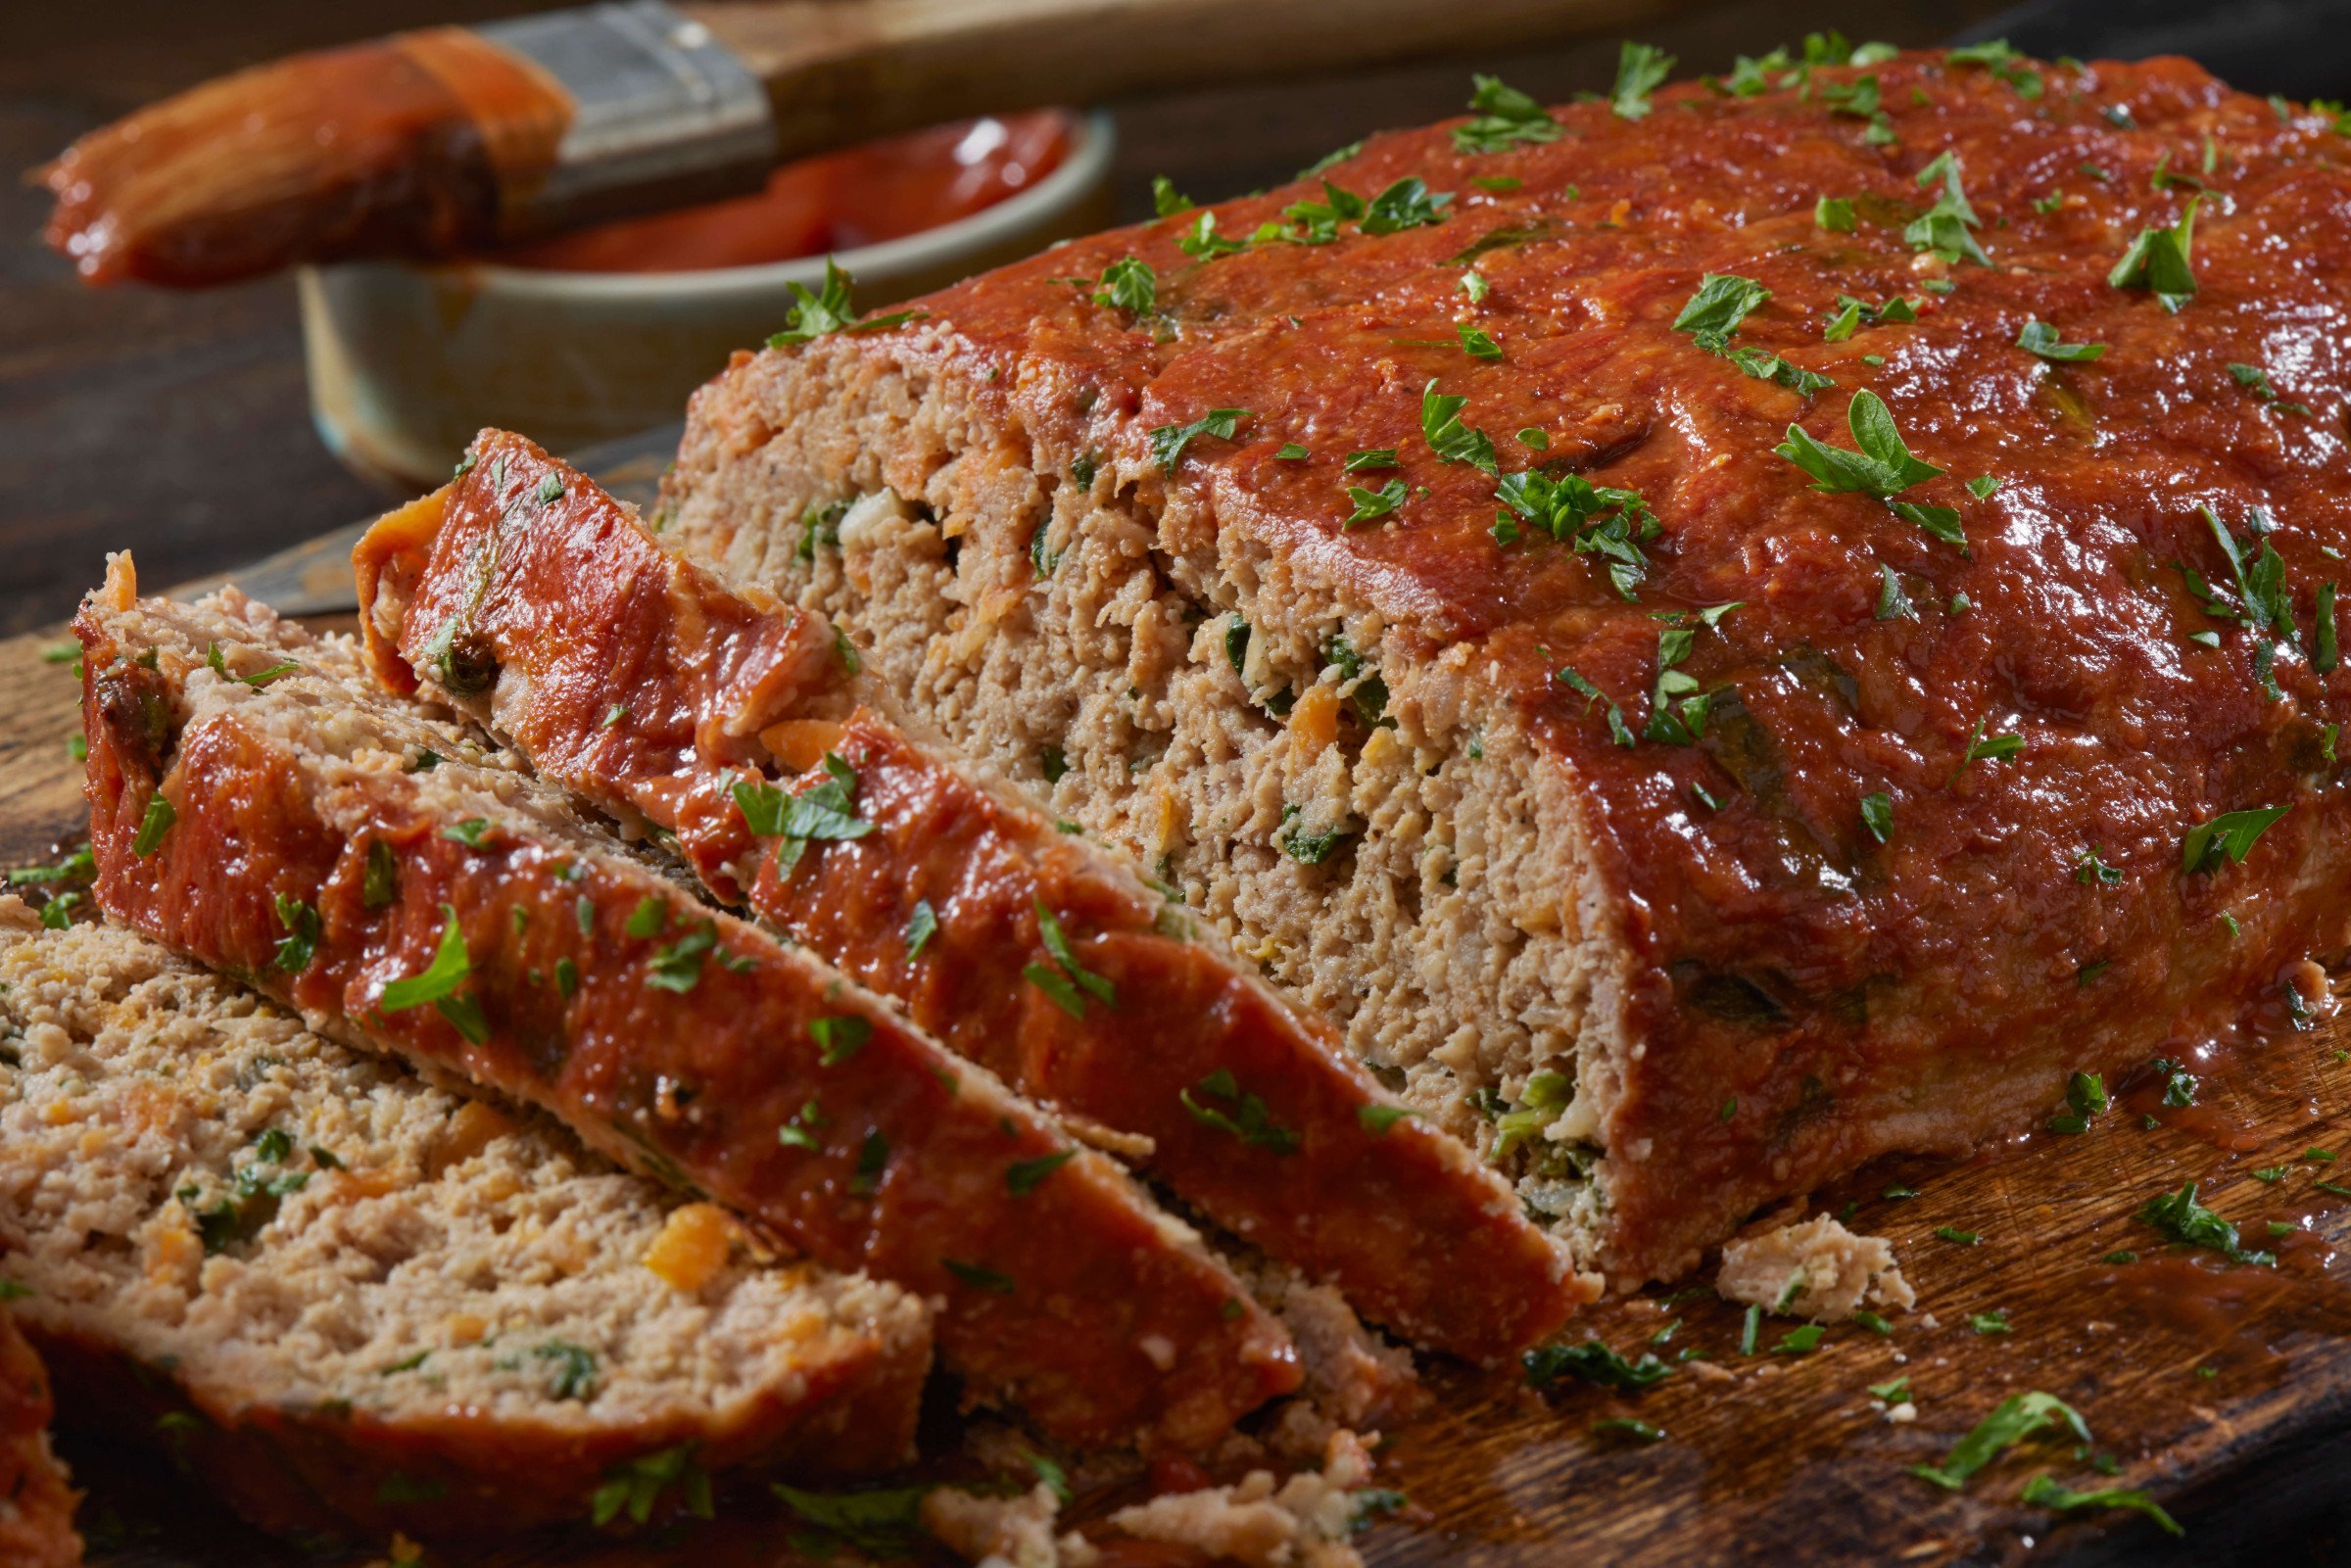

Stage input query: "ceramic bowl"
[{"left": 298, "top": 111, "right": 1116, "bottom": 488}]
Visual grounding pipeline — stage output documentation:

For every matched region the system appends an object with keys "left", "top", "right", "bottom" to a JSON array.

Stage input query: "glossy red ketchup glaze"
[
  {"left": 792, "top": 51, "right": 2351, "bottom": 1281},
  {"left": 489, "top": 112, "right": 1074, "bottom": 273}
]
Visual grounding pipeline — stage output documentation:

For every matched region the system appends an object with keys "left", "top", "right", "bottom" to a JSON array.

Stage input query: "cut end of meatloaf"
[
  {"left": 661, "top": 49, "right": 2351, "bottom": 1291},
  {"left": 0, "top": 1308, "right": 80, "bottom": 1568},
  {"left": 0, "top": 897, "right": 929, "bottom": 1541},
  {"left": 73, "top": 559, "right": 1301, "bottom": 1451},
  {"left": 662, "top": 343, "right": 1632, "bottom": 1271}
]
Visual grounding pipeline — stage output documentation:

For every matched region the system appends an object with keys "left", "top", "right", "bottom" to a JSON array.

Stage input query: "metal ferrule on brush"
[{"left": 477, "top": 2, "right": 777, "bottom": 239}]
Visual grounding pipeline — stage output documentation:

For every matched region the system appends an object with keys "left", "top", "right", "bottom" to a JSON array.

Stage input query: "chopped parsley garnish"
[
  {"left": 1025, "top": 899, "right": 1116, "bottom": 1019},
  {"left": 1773, "top": 1324, "right": 1826, "bottom": 1355},
  {"left": 1359, "top": 1103, "right": 1420, "bottom": 1135},
  {"left": 591, "top": 1444, "right": 713, "bottom": 1528},
  {"left": 1151, "top": 175, "right": 1193, "bottom": 215},
  {"left": 377, "top": 905, "right": 488, "bottom": 1045},
  {"left": 535, "top": 1342, "right": 598, "bottom": 1401},
  {"left": 1453, "top": 74, "right": 1561, "bottom": 153},
  {"left": 204, "top": 641, "right": 299, "bottom": 688},
  {"left": 1950, "top": 717, "right": 2023, "bottom": 779},
  {"left": 809, "top": 1015, "right": 872, "bottom": 1066},
  {"left": 363, "top": 839, "right": 399, "bottom": 908},
  {"left": 1274, "top": 443, "right": 1311, "bottom": 460},
  {"left": 1421, "top": 380, "right": 1497, "bottom": 473},
  {"left": 2020, "top": 1474, "right": 2183, "bottom": 1538},
  {"left": 850, "top": 1129, "right": 888, "bottom": 1194},
  {"left": 2138, "top": 1180, "right": 2273, "bottom": 1265},
  {"left": 1871, "top": 1375, "right": 1913, "bottom": 1403},
  {"left": 1970, "top": 1309, "right": 2012, "bottom": 1336},
  {"left": 1777, "top": 390, "right": 1943, "bottom": 502},
  {"left": 1672, "top": 274, "right": 1771, "bottom": 343},
  {"left": 2075, "top": 845, "right": 2124, "bottom": 885},
  {"left": 1935, "top": 1226, "right": 1982, "bottom": 1246},
  {"left": 1361, "top": 178, "right": 1454, "bottom": 235},
  {"left": 2016, "top": 320, "right": 2106, "bottom": 362},
  {"left": 132, "top": 794, "right": 176, "bottom": 857},
  {"left": 1610, "top": 40, "right": 1676, "bottom": 121},
  {"left": 1523, "top": 1338, "right": 1672, "bottom": 1391},
  {"left": 904, "top": 899, "right": 938, "bottom": 961},
  {"left": 2227, "top": 360, "right": 2312, "bottom": 413},
  {"left": 1815, "top": 197, "right": 1856, "bottom": 231},
  {"left": 1947, "top": 39, "right": 2043, "bottom": 98},
  {"left": 734, "top": 754, "right": 877, "bottom": 876},
  {"left": 1150, "top": 408, "right": 1251, "bottom": 473},
  {"left": 442, "top": 818, "right": 492, "bottom": 847},
  {"left": 1458, "top": 322, "right": 1503, "bottom": 359},
  {"left": 1495, "top": 469, "right": 1659, "bottom": 594},
  {"left": 776, "top": 1100, "right": 827, "bottom": 1149},
  {"left": 1092, "top": 256, "right": 1156, "bottom": 318},
  {"left": 2047, "top": 1070, "right": 2110, "bottom": 1134},
  {"left": 772, "top": 1484, "right": 931, "bottom": 1558},
  {"left": 646, "top": 924, "right": 717, "bottom": 993},
  {"left": 767, "top": 259, "right": 923, "bottom": 345},
  {"left": 1181, "top": 1067, "right": 1300, "bottom": 1153},
  {"left": 1005, "top": 1149, "right": 1075, "bottom": 1196},
  {"left": 1860, "top": 791, "right": 1894, "bottom": 844},
  {"left": 941, "top": 1259, "right": 1016, "bottom": 1294},
  {"left": 1906, "top": 151, "right": 1991, "bottom": 265},
  {"left": 1910, "top": 1392, "right": 2091, "bottom": 1491},
  {"left": 1875, "top": 563, "right": 1914, "bottom": 622},
  {"left": 624, "top": 896, "right": 667, "bottom": 939},
  {"left": 1176, "top": 211, "right": 1246, "bottom": 260},
  {"left": 2180, "top": 805, "right": 2289, "bottom": 875},
  {"left": 271, "top": 893, "right": 319, "bottom": 974},
  {"left": 1343, "top": 449, "right": 1399, "bottom": 472},
  {"left": 1280, "top": 808, "right": 1353, "bottom": 865},
  {"left": 1460, "top": 269, "right": 1490, "bottom": 303},
  {"left": 1558, "top": 667, "right": 1635, "bottom": 748},
  {"left": 1345, "top": 479, "right": 1408, "bottom": 526},
  {"left": 535, "top": 473, "right": 564, "bottom": 506},
  {"left": 2109, "top": 199, "right": 2199, "bottom": 310}
]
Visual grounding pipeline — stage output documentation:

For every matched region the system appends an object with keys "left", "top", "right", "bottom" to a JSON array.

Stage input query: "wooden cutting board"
[{"left": 12, "top": 447, "right": 2351, "bottom": 1568}]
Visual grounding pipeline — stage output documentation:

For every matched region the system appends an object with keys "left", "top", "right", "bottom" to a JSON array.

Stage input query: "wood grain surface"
[{"left": 8, "top": 541, "right": 2351, "bottom": 1568}]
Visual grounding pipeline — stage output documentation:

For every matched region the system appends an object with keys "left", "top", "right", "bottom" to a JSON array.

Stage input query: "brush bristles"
[{"left": 41, "top": 29, "right": 569, "bottom": 288}]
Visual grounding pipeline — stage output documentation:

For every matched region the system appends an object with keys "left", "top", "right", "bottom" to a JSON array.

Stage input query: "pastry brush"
[{"left": 38, "top": 0, "right": 1667, "bottom": 288}]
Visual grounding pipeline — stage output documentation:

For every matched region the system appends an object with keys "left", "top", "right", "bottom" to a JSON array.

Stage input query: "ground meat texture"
[
  {"left": 72, "top": 560, "right": 1298, "bottom": 1452},
  {"left": 658, "top": 49, "right": 2351, "bottom": 1289},
  {"left": 352, "top": 431, "right": 1590, "bottom": 1360},
  {"left": 1715, "top": 1213, "right": 1914, "bottom": 1324},
  {"left": 0, "top": 897, "right": 930, "bottom": 1544}
]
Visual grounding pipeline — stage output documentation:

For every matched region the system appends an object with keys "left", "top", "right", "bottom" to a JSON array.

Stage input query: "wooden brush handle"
[{"left": 688, "top": 0, "right": 1667, "bottom": 159}]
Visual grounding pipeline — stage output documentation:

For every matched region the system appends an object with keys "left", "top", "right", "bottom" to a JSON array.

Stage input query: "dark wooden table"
[{"left": 26, "top": 5, "right": 2351, "bottom": 1566}]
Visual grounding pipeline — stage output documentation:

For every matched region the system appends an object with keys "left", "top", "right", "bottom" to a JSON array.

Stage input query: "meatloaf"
[
  {"left": 0, "top": 895, "right": 929, "bottom": 1543},
  {"left": 660, "top": 47, "right": 2351, "bottom": 1287},
  {"left": 0, "top": 1305, "right": 78, "bottom": 1568},
  {"left": 73, "top": 559, "right": 1298, "bottom": 1450},
  {"left": 353, "top": 429, "right": 1589, "bottom": 1360}
]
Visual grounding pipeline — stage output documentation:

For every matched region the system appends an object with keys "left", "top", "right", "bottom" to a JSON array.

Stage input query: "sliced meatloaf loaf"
[
  {"left": 0, "top": 895, "right": 927, "bottom": 1542},
  {"left": 352, "top": 429, "right": 1591, "bottom": 1361},
  {"left": 661, "top": 48, "right": 2351, "bottom": 1286},
  {"left": 0, "top": 1304, "right": 78, "bottom": 1568},
  {"left": 73, "top": 560, "right": 1298, "bottom": 1451}
]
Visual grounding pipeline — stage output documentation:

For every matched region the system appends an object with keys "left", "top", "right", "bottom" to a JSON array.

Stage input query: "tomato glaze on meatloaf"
[
  {"left": 353, "top": 429, "right": 1592, "bottom": 1360},
  {"left": 656, "top": 47, "right": 2351, "bottom": 1287}
]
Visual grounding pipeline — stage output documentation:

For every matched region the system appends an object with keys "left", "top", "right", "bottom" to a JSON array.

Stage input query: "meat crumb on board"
[{"left": 1716, "top": 1214, "right": 1916, "bottom": 1322}]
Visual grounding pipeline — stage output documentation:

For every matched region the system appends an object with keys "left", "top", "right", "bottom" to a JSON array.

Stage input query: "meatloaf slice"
[
  {"left": 352, "top": 429, "right": 1592, "bottom": 1361},
  {"left": 73, "top": 560, "right": 1298, "bottom": 1451},
  {"left": 0, "top": 896, "right": 925, "bottom": 1542},
  {"left": 0, "top": 1306, "right": 78, "bottom": 1568},
  {"left": 660, "top": 48, "right": 2351, "bottom": 1287}
]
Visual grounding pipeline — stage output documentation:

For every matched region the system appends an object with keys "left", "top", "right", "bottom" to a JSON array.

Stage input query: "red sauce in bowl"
[{"left": 489, "top": 111, "right": 1076, "bottom": 274}]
